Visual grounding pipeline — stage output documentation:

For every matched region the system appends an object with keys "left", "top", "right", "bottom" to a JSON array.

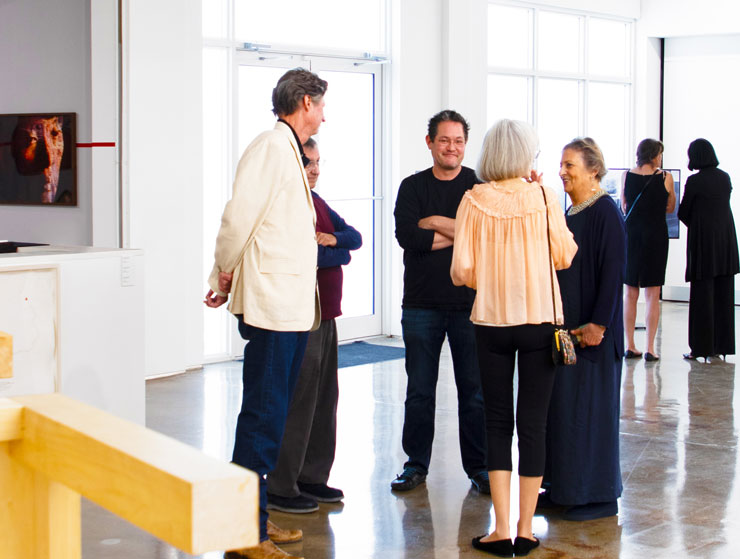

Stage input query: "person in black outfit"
[
  {"left": 678, "top": 138, "right": 739, "bottom": 361},
  {"left": 621, "top": 139, "right": 676, "bottom": 361},
  {"left": 391, "top": 110, "right": 488, "bottom": 495}
]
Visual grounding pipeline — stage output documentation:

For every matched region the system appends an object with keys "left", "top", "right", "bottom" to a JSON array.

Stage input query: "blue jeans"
[
  {"left": 400, "top": 308, "right": 487, "bottom": 476},
  {"left": 232, "top": 318, "right": 309, "bottom": 542}
]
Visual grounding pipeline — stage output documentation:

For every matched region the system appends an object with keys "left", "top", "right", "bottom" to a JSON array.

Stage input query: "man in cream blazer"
[{"left": 205, "top": 68, "right": 327, "bottom": 559}]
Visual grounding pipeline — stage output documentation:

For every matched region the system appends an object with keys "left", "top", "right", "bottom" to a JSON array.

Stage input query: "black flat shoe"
[
  {"left": 644, "top": 352, "right": 659, "bottom": 362},
  {"left": 472, "top": 535, "right": 514, "bottom": 557},
  {"left": 683, "top": 352, "right": 696, "bottom": 360},
  {"left": 625, "top": 350, "right": 642, "bottom": 359},
  {"left": 513, "top": 536, "right": 540, "bottom": 556}
]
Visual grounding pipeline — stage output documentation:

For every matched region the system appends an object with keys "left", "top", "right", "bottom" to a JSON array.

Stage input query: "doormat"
[{"left": 338, "top": 341, "right": 405, "bottom": 368}]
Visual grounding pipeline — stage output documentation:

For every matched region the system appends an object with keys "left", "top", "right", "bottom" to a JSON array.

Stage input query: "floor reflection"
[{"left": 81, "top": 302, "right": 740, "bottom": 558}]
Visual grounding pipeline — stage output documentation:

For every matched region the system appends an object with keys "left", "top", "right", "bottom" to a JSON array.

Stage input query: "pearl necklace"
[{"left": 567, "top": 189, "right": 608, "bottom": 216}]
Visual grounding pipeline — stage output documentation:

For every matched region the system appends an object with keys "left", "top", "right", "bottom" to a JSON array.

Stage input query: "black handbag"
[{"left": 540, "top": 185, "right": 577, "bottom": 366}]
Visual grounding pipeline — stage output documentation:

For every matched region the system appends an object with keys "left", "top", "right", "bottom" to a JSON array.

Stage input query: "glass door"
[{"left": 210, "top": 54, "right": 383, "bottom": 356}]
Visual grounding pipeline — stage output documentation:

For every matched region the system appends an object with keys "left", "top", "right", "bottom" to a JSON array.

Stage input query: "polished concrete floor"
[{"left": 82, "top": 301, "right": 740, "bottom": 559}]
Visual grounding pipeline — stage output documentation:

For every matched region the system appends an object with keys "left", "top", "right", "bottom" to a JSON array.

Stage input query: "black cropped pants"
[{"left": 475, "top": 323, "right": 556, "bottom": 477}]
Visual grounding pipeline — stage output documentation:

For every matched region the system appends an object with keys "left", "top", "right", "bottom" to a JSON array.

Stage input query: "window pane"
[
  {"left": 321, "top": 199, "right": 375, "bottom": 318},
  {"left": 538, "top": 12, "right": 582, "bottom": 74},
  {"left": 202, "top": 47, "right": 230, "bottom": 357},
  {"left": 235, "top": 0, "right": 384, "bottom": 52},
  {"left": 237, "top": 66, "right": 287, "bottom": 155},
  {"left": 588, "top": 82, "right": 629, "bottom": 169},
  {"left": 315, "top": 71, "right": 375, "bottom": 200},
  {"left": 588, "top": 18, "right": 629, "bottom": 78},
  {"left": 488, "top": 4, "right": 533, "bottom": 69},
  {"left": 202, "top": 0, "right": 228, "bottom": 39},
  {"left": 537, "top": 78, "right": 581, "bottom": 204},
  {"left": 487, "top": 74, "right": 531, "bottom": 127}
]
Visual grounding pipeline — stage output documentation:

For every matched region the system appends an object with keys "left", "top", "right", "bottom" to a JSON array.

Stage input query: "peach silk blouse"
[{"left": 451, "top": 178, "right": 578, "bottom": 327}]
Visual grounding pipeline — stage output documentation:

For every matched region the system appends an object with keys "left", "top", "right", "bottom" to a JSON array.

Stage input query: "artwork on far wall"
[
  {"left": 0, "top": 113, "right": 77, "bottom": 206},
  {"left": 602, "top": 167, "right": 682, "bottom": 239}
]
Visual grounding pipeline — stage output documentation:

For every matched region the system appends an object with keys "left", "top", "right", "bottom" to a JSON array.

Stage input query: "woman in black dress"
[
  {"left": 543, "top": 138, "right": 626, "bottom": 521},
  {"left": 678, "top": 138, "right": 739, "bottom": 360},
  {"left": 621, "top": 139, "right": 676, "bottom": 361}
]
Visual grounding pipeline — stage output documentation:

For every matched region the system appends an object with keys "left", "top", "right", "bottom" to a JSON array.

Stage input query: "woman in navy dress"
[
  {"left": 678, "top": 138, "right": 739, "bottom": 360},
  {"left": 543, "top": 138, "right": 626, "bottom": 521},
  {"left": 621, "top": 139, "right": 676, "bottom": 361}
]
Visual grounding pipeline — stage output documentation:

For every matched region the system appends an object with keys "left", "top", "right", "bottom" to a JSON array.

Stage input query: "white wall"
[
  {"left": 661, "top": 35, "right": 740, "bottom": 300},
  {"left": 637, "top": 2, "right": 740, "bottom": 301},
  {"left": 531, "top": 0, "right": 638, "bottom": 18},
  {"left": 641, "top": 0, "right": 740, "bottom": 37},
  {"left": 124, "top": 0, "right": 204, "bottom": 375},
  {"left": 0, "top": 0, "right": 92, "bottom": 246}
]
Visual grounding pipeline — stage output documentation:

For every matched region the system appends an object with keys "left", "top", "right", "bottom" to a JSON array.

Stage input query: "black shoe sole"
[
  {"left": 390, "top": 479, "right": 426, "bottom": 491},
  {"left": 266, "top": 502, "right": 319, "bottom": 514}
]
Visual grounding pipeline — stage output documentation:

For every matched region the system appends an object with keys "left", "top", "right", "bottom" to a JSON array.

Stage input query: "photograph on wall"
[
  {"left": 0, "top": 113, "right": 77, "bottom": 206},
  {"left": 604, "top": 167, "right": 682, "bottom": 239}
]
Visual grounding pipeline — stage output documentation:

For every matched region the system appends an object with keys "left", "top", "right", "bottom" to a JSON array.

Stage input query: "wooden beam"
[
  {"left": 8, "top": 393, "right": 258, "bottom": 554},
  {"left": 0, "top": 331, "right": 11, "bottom": 378},
  {"left": 0, "top": 399, "right": 22, "bottom": 442},
  {"left": 1, "top": 442, "right": 81, "bottom": 559}
]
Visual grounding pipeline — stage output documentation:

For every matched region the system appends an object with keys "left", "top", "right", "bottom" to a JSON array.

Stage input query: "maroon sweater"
[{"left": 312, "top": 192, "right": 362, "bottom": 320}]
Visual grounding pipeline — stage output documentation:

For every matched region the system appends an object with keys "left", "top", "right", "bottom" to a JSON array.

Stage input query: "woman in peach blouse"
[{"left": 451, "top": 119, "right": 577, "bottom": 557}]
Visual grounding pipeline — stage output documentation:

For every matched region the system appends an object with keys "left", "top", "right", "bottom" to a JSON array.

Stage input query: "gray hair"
[
  {"left": 563, "top": 137, "right": 607, "bottom": 181},
  {"left": 272, "top": 68, "right": 328, "bottom": 117},
  {"left": 477, "top": 119, "right": 539, "bottom": 182},
  {"left": 303, "top": 137, "right": 317, "bottom": 150}
]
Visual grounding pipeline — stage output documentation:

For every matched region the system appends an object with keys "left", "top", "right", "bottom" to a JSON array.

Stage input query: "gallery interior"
[{"left": 2, "top": 0, "right": 740, "bottom": 557}]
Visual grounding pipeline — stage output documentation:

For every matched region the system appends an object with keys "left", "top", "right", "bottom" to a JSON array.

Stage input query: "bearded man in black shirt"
[{"left": 391, "top": 110, "right": 488, "bottom": 494}]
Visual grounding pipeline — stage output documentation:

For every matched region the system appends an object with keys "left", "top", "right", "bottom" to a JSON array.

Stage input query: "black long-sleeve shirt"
[{"left": 394, "top": 167, "right": 477, "bottom": 310}]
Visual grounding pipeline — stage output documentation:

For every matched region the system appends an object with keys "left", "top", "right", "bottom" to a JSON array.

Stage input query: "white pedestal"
[{"left": 0, "top": 246, "right": 145, "bottom": 423}]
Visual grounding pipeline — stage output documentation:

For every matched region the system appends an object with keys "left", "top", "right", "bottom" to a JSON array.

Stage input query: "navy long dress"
[{"left": 544, "top": 195, "right": 626, "bottom": 506}]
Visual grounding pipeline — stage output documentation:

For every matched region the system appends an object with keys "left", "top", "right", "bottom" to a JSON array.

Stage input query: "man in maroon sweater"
[{"left": 266, "top": 138, "right": 362, "bottom": 513}]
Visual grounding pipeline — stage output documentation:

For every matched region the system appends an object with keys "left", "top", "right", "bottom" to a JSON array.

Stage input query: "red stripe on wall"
[{"left": 77, "top": 142, "right": 116, "bottom": 148}]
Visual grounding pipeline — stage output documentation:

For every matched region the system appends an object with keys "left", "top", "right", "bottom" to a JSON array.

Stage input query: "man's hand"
[
  {"left": 204, "top": 289, "right": 228, "bottom": 308},
  {"left": 316, "top": 232, "right": 337, "bottom": 247},
  {"left": 570, "top": 323, "right": 606, "bottom": 347},
  {"left": 218, "top": 271, "right": 233, "bottom": 294}
]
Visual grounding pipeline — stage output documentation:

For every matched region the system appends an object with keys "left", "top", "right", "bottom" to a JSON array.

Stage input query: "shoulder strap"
[{"left": 540, "top": 185, "right": 558, "bottom": 325}]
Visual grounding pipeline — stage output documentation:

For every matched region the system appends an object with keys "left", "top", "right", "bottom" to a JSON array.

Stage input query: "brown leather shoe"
[
  {"left": 267, "top": 519, "right": 303, "bottom": 543},
  {"left": 224, "top": 539, "right": 304, "bottom": 559}
]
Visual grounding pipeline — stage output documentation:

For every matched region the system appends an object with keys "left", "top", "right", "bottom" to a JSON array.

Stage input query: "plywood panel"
[{"left": 0, "top": 268, "right": 57, "bottom": 395}]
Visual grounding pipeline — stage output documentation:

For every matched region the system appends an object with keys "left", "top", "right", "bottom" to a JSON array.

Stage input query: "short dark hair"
[
  {"left": 303, "top": 137, "right": 317, "bottom": 150},
  {"left": 272, "top": 68, "right": 328, "bottom": 117},
  {"left": 427, "top": 110, "right": 470, "bottom": 141},
  {"left": 563, "top": 137, "right": 607, "bottom": 181},
  {"left": 687, "top": 138, "right": 719, "bottom": 170},
  {"left": 636, "top": 138, "right": 663, "bottom": 166}
]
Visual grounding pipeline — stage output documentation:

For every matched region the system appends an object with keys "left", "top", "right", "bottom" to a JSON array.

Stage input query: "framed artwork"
[
  {"left": 0, "top": 113, "right": 77, "bottom": 206},
  {"left": 603, "top": 167, "right": 682, "bottom": 239}
]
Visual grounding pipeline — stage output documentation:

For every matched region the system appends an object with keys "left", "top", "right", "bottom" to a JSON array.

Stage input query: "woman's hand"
[
  {"left": 570, "top": 323, "right": 606, "bottom": 347},
  {"left": 525, "top": 169, "right": 543, "bottom": 184}
]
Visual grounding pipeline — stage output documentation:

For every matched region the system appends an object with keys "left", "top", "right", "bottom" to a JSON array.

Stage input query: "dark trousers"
[
  {"left": 689, "top": 275, "right": 736, "bottom": 357},
  {"left": 232, "top": 319, "right": 309, "bottom": 542},
  {"left": 267, "top": 319, "right": 339, "bottom": 497},
  {"left": 475, "top": 323, "right": 555, "bottom": 477},
  {"left": 400, "top": 308, "right": 487, "bottom": 477}
]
